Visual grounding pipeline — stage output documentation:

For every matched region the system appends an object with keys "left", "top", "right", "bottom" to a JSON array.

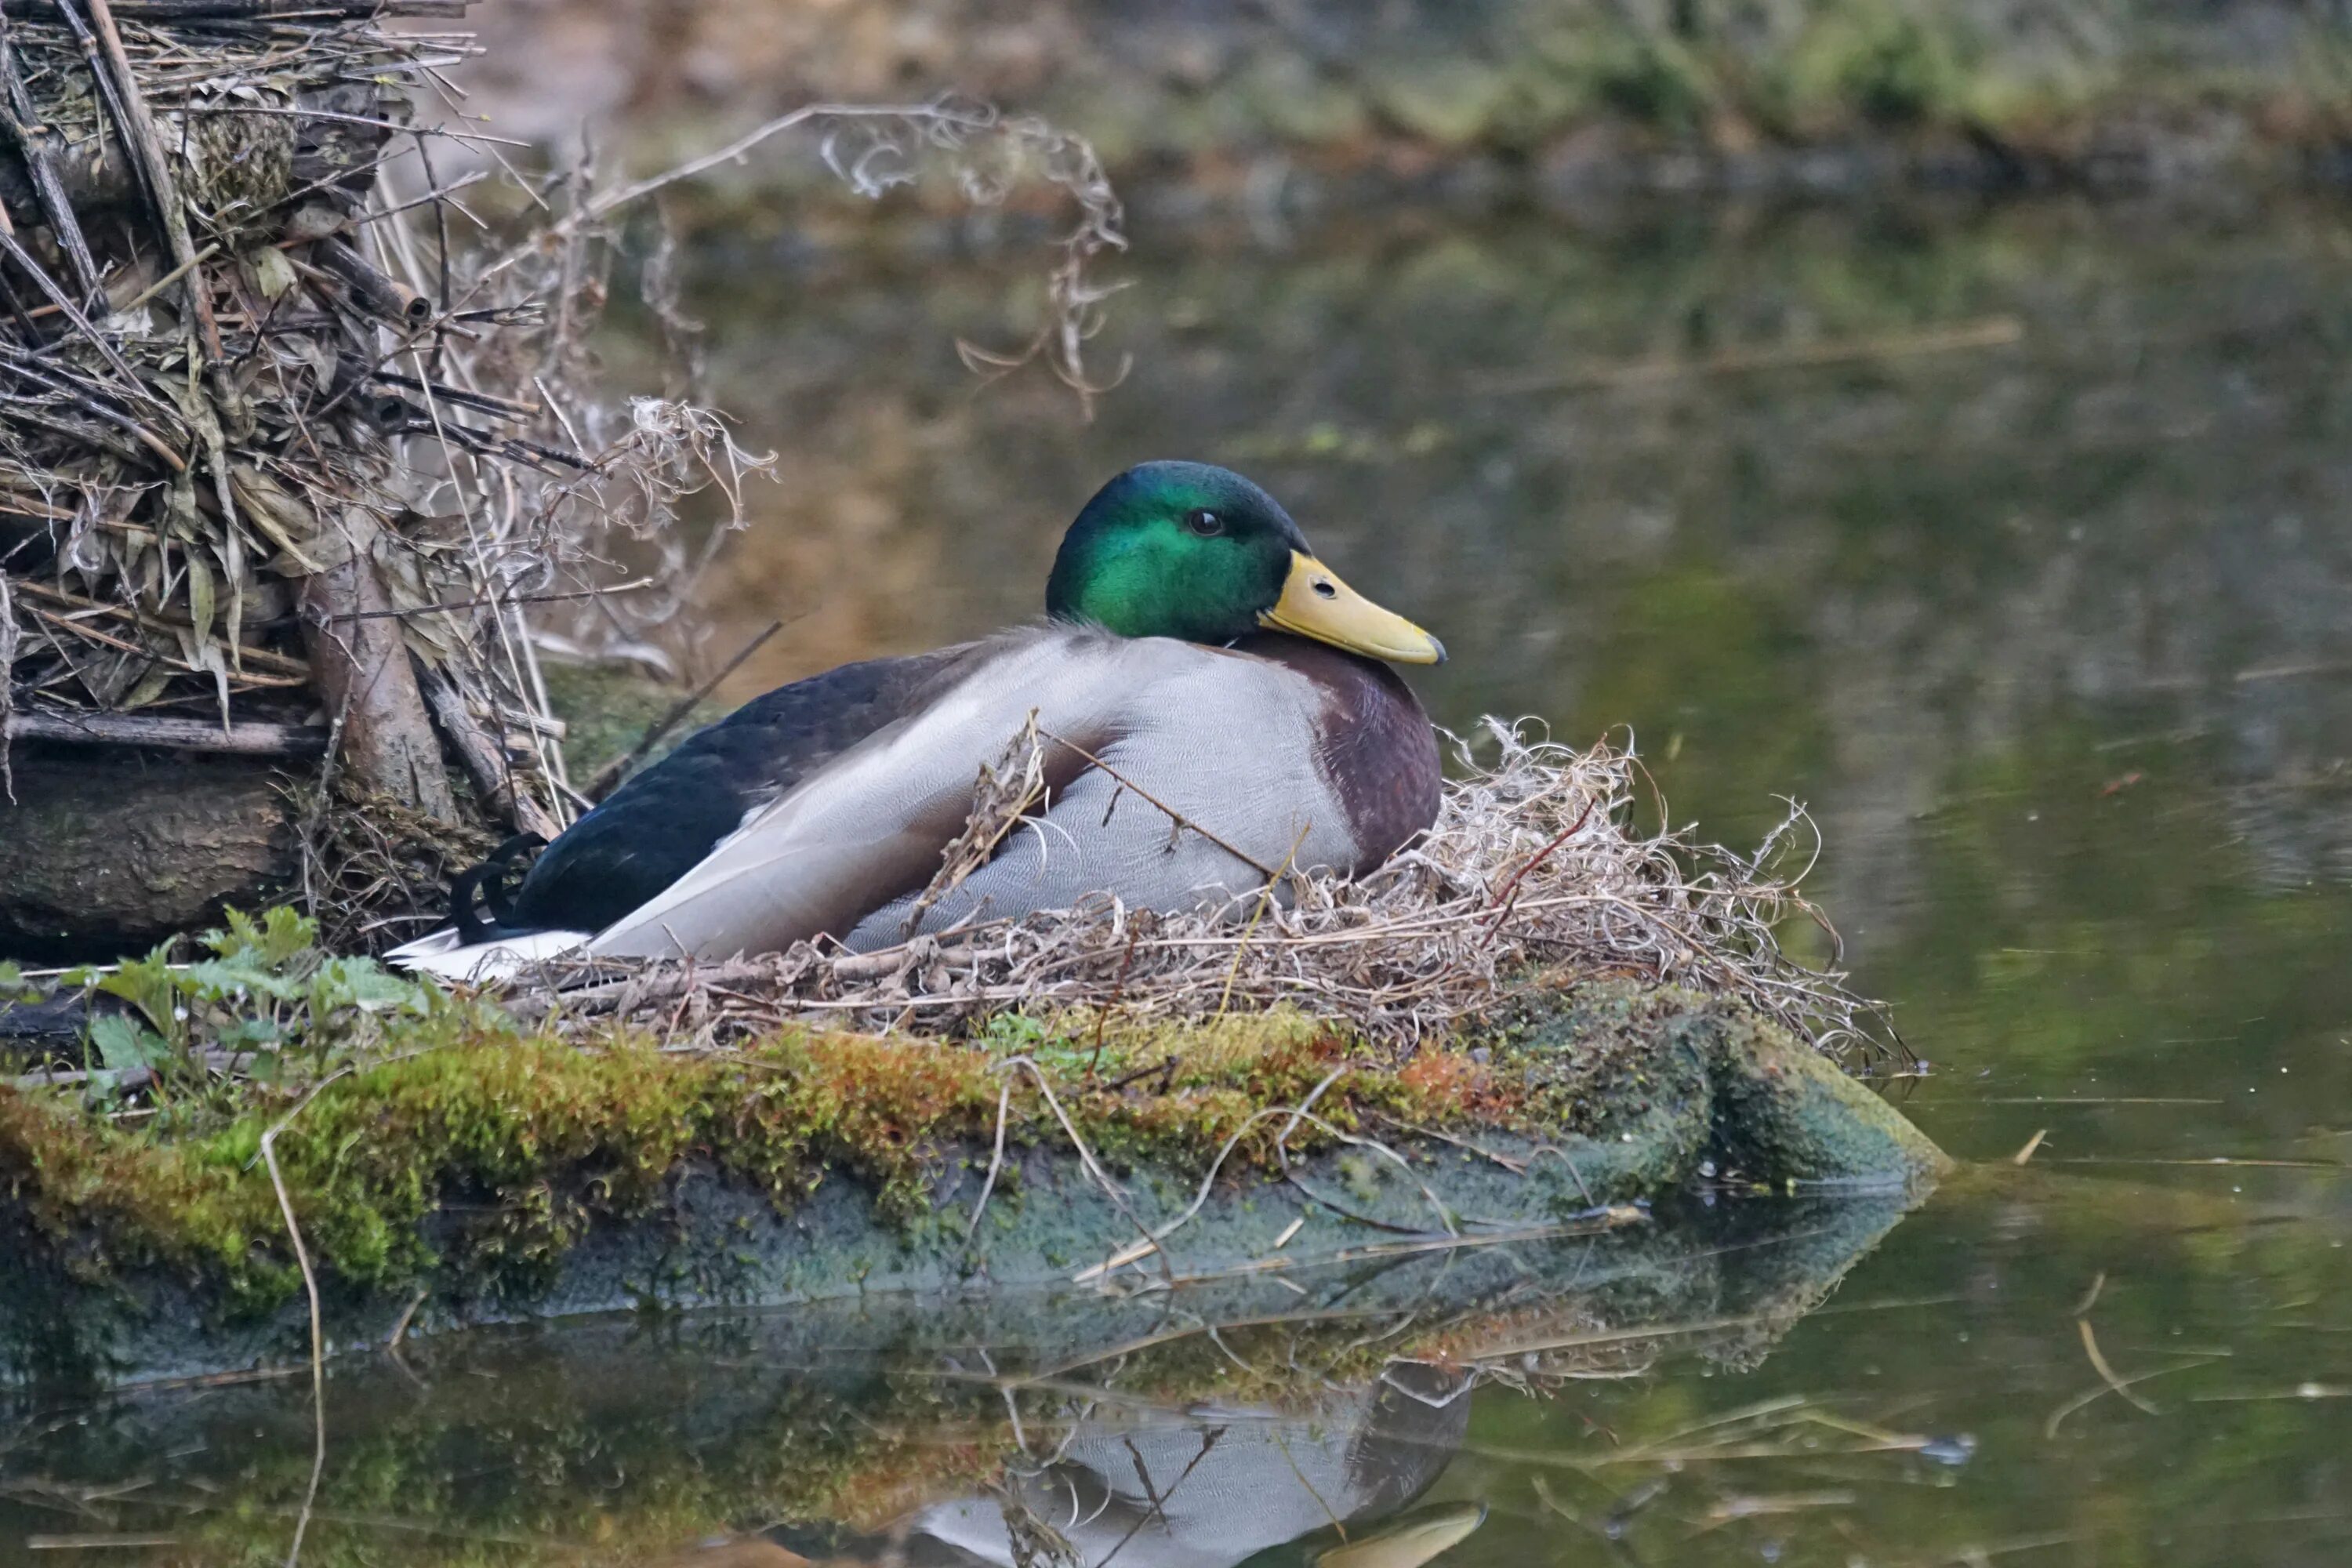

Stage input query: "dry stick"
[
  {"left": 0, "top": 571, "right": 15, "bottom": 803},
  {"left": 1085, "top": 919, "right": 1144, "bottom": 1075},
  {"left": 2075, "top": 1317, "right": 2162, "bottom": 1417},
  {"left": 582, "top": 619, "right": 785, "bottom": 800},
  {"left": 1039, "top": 727, "right": 1278, "bottom": 879},
  {"left": 111, "top": 240, "right": 220, "bottom": 318},
  {"left": 394, "top": 369, "right": 541, "bottom": 821},
  {"left": 0, "top": 227, "right": 142, "bottom": 390},
  {"left": 482, "top": 102, "right": 946, "bottom": 281},
  {"left": 64, "top": 0, "right": 249, "bottom": 577},
  {"left": 12, "top": 579, "right": 308, "bottom": 676},
  {"left": 73, "top": 0, "right": 226, "bottom": 367},
  {"left": 258, "top": 1065, "right": 352, "bottom": 1568},
  {"left": 20, "top": 601, "right": 307, "bottom": 689},
  {"left": 1217, "top": 823, "right": 1310, "bottom": 1017},
  {"left": 964, "top": 1082, "right": 1013, "bottom": 1242},
  {"left": 416, "top": 665, "right": 561, "bottom": 838},
  {"left": 0, "top": 0, "right": 468, "bottom": 16},
  {"left": 1479, "top": 795, "right": 1598, "bottom": 945},
  {"left": 1469, "top": 314, "right": 2026, "bottom": 397},
  {"left": 1073, "top": 1066, "right": 1352, "bottom": 1288},
  {"left": 996, "top": 1054, "right": 1174, "bottom": 1287},
  {"left": 366, "top": 368, "right": 535, "bottom": 421},
  {"left": 0, "top": 13, "right": 102, "bottom": 302},
  {"left": 327, "top": 579, "right": 654, "bottom": 622},
  {"left": 1276, "top": 1105, "right": 1461, "bottom": 1238},
  {"left": 0, "top": 344, "right": 188, "bottom": 467},
  {"left": 4, "top": 709, "right": 325, "bottom": 755},
  {"left": 1095, "top": 1428, "right": 1224, "bottom": 1568}
]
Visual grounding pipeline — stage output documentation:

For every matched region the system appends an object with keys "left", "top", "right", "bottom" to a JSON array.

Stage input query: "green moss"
[
  {"left": 0, "top": 975, "right": 1941, "bottom": 1348},
  {"left": 0, "top": 1009, "right": 1530, "bottom": 1319}
]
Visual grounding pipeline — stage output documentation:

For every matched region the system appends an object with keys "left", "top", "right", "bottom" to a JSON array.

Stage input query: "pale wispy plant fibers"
[{"left": 532, "top": 722, "right": 1889, "bottom": 1064}]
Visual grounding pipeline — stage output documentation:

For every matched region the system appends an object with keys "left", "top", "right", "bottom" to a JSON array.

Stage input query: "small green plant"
[
  {"left": 68, "top": 907, "right": 451, "bottom": 1083},
  {"left": 0, "top": 960, "right": 44, "bottom": 1004},
  {"left": 974, "top": 1011, "right": 1100, "bottom": 1075}
]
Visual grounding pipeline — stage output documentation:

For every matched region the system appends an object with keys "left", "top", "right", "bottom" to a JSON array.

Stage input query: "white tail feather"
[{"left": 387, "top": 926, "right": 590, "bottom": 983}]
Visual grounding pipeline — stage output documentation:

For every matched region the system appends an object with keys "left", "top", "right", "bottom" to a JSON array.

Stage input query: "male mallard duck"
[{"left": 393, "top": 462, "right": 1443, "bottom": 978}]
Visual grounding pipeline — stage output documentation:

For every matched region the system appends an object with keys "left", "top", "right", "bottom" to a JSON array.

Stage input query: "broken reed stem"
[
  {"left": 1040, "top": 726, "right": 1278, "bottom": 880},
  {"left": 418, "top": 665, "right": 562, "bottom": 838},
  {"left": 584, "top": 618, "right": 784, "bottom": 801},
  {"left": 964, "top": 1082, "right": 1012, "bottom": 1241},
  {"left": 1217, "top": 823, "right": 1309, "bottom": 1018},
  {"left": 256, "top": 1063, "right": 350, "bottom": 1568},
  {"left": 0, "top": 14, "right": 101, "bottom": 301},
  {"left": 5, "top": 710, "right": 326, "bottom": 754},
  {"left": 997, "top": 1053, "right": 1174, "bottom": 1287},
  {"left": 77, "top": 0, "right": 225, "bottom": 366}
]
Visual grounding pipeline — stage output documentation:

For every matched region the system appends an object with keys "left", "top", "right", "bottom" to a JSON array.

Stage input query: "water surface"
[{"left": 5, "top": 198, "right": 2350, "bottom": 1564}]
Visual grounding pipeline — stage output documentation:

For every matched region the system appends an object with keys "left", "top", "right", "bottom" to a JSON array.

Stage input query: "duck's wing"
[
  {"left": 387, "top": 642, "right": 979, "bottom": 980},
  {"left": 506, "top": 644, "right": 978, "bottom": 935},
  {"left": 590, "top": 630, "right": 1367, "bottom": 961}
]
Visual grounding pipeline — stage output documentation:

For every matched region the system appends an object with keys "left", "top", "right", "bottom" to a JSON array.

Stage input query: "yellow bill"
[{"left": 1260, "top": 551, "right": 1446, "bottom": 665}]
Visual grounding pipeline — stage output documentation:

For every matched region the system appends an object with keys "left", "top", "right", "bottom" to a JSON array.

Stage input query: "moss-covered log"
[{"left": 0, "top": 978, "right": 1945, "bottom": 1388}]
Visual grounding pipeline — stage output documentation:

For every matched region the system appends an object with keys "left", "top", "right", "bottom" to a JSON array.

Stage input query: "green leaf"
[
  {"left": 205, "top": 906, "right": 319, "bottom": 971},
  {"left": 0, "top": 961, "right": 42, "bottom": 1004},
  {"left": 310, "top": 958, "right": 434, "bottom": 1015},
  {"left": 94, "top": 946, "right": 184, "bottom": 1038},
  {"left": 89, "top": 1013, "right": 170, "bottom": 1071},
  {"left": 255, "top": 906, "right": 321, "bottom": 968},
  {"left": 182, "top": 958, "right": 304, "bottom": 1004}
]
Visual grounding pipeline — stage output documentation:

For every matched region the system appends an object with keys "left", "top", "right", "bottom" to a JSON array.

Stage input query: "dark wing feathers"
[{"left": 506, "top": 646, "right": 971, "bottom": 933}]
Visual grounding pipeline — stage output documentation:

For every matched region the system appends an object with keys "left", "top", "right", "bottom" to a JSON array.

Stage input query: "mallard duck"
[{"left": 393, "top": 462, "right": 1443, "bottom": 978}]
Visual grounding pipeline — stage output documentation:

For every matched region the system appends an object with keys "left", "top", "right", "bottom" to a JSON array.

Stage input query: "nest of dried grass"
[
  {"left": 521, "top": 724, "right": 1893, "bottom": 1064},
  {"left": 0, "top": 0, "right": 1130, "bottom": 949}
]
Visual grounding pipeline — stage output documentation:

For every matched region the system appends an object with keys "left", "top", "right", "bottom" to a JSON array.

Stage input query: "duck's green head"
[{"left": 1046, "top": 461, "right": 1445, "bottom": 665}]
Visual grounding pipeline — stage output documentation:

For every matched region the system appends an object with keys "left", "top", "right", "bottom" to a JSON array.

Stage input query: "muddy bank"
[
  {"left": 448, "top": 0, "right": 2352, "bottom": 223},
  {"left": 0, "top": 978, "right": 1942, "bottom": 1389}
]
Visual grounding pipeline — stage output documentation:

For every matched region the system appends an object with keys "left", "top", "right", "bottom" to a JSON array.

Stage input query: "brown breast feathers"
[{"left": 1233, "top": 632, "right": 1442, "bottom": 869}]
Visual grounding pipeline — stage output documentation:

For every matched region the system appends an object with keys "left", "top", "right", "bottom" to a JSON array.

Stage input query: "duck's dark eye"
[{"left": 1183, "top": 509, "right": 1224, "bottom": 538}]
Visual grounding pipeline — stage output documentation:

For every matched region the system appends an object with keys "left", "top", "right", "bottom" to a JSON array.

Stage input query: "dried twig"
[
  {"left": 257, "top": 1063, "right": 351, "bottom": 1568},
  {"left": 964, "top": 1082, "right": 1013, "bottom": 1242},
  {"left": 1039, "top": 726, "right": 1278, "bottom": 880},
  {"left": 581, "top": 618, "right": 783, "bottom": 801}
]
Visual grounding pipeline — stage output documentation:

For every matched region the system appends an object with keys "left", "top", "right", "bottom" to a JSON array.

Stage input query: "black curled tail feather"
[{"left": 450, "top": 833, "right": 547, "bottom": 944}]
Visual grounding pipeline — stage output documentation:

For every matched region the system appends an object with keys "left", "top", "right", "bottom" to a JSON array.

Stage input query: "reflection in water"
[
  {"left": 898, "top": 1368, "right": 1472, "bottom": 1567},
  {"left": 6, "top": 204, "right": 2349, "bottom": 1563},
  {"left": 608, "top": 198, "right": 2351, "bottom": 1150},
  {"left": 0, "top": 1197, "right": 1917, "bottom": 1564}
]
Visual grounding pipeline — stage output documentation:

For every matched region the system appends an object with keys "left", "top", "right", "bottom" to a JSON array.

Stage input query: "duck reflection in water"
[{"left": 666, "top": 1365, "right": 1486, "bottom": 1568}]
